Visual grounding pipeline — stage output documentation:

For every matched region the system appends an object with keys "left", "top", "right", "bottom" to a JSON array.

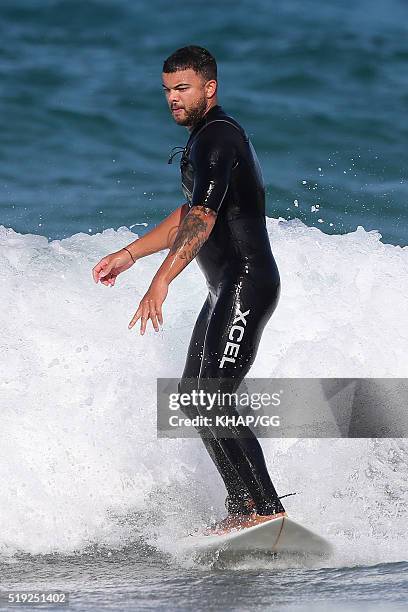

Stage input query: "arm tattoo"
[
  {"left": 169, "top": 206, "right": 216, "bottom": 262},
  {"left": 167, "top": 224, "right": 180, "bottom": 248}
]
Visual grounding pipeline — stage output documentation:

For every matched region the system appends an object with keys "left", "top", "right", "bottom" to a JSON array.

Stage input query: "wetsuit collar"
[
  {"left": 169, "top": 108, "right": 222, "bottom": 164},
  {"left": 188, "top": 104, "right": 223, "bottom": 137},
  {"left": 168, "top": 108, "right": 221, "bottom": 164}
]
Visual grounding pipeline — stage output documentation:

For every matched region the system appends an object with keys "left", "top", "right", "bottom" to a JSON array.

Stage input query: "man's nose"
[{"left": 168, "top": 90, "right": 180, "bottom": 104}]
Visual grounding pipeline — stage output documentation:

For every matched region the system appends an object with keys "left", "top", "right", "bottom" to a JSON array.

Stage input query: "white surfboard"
[{"left": 181, "top": 514, "right": 333, "bottom": 557}]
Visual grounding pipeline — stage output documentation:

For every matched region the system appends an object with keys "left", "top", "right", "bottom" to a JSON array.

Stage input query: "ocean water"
[
  {"left": 1, "top": 0, "right": 407, "bottom": 245},
  {"left": 1, "top": 219, "right": 408, "bottom": 609},
  {"left": 1, "top": 0, "right": 408, "bottom": 610}
]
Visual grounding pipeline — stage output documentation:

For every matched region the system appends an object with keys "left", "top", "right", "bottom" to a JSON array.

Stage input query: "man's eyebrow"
[{"left": 162, "top": 83, "right": 191, "bottom": 88}]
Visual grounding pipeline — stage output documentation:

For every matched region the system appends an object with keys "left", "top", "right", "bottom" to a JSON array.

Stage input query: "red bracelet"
[{"left": 123, "top": 247, "right": 135, "bottom": 263}]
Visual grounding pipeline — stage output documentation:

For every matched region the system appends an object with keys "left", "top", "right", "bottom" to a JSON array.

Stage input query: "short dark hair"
[{"left": 162, "top": 45, "right": 217, "bottom": 82}]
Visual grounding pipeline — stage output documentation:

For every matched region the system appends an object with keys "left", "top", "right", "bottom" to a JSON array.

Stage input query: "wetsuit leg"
[
  {"left": 179, "top": 272, "right": 284, "bottom": 516},
  {"left": 179, "top": 294, "right": 255, "bottom": 512}
]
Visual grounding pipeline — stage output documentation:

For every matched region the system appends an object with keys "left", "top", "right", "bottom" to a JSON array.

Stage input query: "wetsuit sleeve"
[{"left": 190, "top": 123, "right": 236, "bottom": 214}]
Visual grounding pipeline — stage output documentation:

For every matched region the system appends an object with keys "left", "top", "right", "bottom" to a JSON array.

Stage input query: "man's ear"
[{"left": 205, "top": 79, "right": 217, "bottom": 99}]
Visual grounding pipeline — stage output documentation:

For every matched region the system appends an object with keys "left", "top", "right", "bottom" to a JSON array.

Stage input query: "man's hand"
[
  {"left": 128, "top": 205, "right": 216, "bottom": 335},
  {"left": 128, "top": 276, "right": 168, "bottom": 334},
  {"left": 92, "top": 249, "right": 134, "bottom": 286}
]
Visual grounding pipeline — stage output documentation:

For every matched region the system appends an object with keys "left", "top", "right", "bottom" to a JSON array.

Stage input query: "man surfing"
[{"left": 92, "top": 45, "right": 286, "bottom": 534}]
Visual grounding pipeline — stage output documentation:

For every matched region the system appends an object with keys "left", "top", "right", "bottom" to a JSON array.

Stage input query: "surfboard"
[{"left": 180, "top": 514, "right": 333, "bottom": 557}]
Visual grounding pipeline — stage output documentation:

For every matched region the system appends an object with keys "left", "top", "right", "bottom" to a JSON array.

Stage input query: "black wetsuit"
[{"left": 177, "top": 104, "right": 284, "bottom": 516}]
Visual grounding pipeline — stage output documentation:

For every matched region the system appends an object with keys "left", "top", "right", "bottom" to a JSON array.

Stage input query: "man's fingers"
[
  {"left": 128, "top": 299, "right": 164, "bottom": 333},
  {"left": 150, "top": 307, "right": 159, "bottom": 332},
  {"left": 92, "top": 260, "right": 111, "bottom": 283},
  {"left": 100, "top": 273, "right": 114, "bottom": 286},
  {"left": 140, "top": 303, "right": 150, "bottom": 336},
  {"left": 98, "top": 263, "right": 112, "bottom": 280},
  {"left": 156, "top": 303, "right": 163, "bottom": 326},
  {"left": 92, "top": 264, "right": 101, "bottom": 283},
  {"left": 128, "top": 306, "right": 142, "bottom": 330}
]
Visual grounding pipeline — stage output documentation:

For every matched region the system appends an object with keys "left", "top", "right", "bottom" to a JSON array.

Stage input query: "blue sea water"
[
  {"left": 1, "top": 0, "right": 407, "bottom": 245},
  {"left": 1, "top": 1, "right": 408, "bottom": 611}
]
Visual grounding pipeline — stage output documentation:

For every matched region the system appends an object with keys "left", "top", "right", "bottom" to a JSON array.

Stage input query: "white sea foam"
[{"left": 1, "top": 219, "right": 407, "bottom": 566}]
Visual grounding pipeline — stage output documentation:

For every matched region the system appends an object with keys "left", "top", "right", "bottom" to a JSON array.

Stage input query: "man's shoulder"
[
  {"left": 206, "top": 108, "right": 246, "bottom": 135},
  {"left": 192, "top": 112, "right": 247, "bottom": 150}
]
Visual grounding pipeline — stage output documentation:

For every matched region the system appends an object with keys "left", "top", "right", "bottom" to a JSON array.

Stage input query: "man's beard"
[{"left": 173, "top": 97, "right": 208, "bottom": 127}]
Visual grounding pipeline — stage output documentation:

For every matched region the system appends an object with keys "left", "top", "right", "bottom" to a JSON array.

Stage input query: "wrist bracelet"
[{"left": 123, "top": 247, "right": 136, "bottom": 263}]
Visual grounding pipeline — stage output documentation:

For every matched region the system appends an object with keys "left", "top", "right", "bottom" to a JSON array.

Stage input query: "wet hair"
[{"left": 162, "top": 45, "right": 217, "bottom": 82}]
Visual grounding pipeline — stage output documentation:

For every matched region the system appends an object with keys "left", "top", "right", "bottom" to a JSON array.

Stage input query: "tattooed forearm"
[
  {"left": 170, "top": 213, "right": 206, "bottom": 255},
  {"left": 167, "top": 224, "right": 181, "bottom": 249},
  {"left": 166, "top": 203, "right": 190, "bottom": 249},
  {"left": 169, "top": 206, "right": 216, "bottom": 263},
  {"left": 178, "top": 235, "right": 207, "bottom": 261},
  {"left": 153, "top": 205, "right": 217, "bottom": 285}
]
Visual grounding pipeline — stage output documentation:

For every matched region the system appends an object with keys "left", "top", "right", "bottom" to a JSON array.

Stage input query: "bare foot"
[
  {"left": 237, "top": 512, "right": 286, "bottom": 530},
  {"left": 203, "top": 515, "right": 248, "bottom": 535},
  {"left": 204, "top": 512, "right": 287, "bottom": 536}
]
